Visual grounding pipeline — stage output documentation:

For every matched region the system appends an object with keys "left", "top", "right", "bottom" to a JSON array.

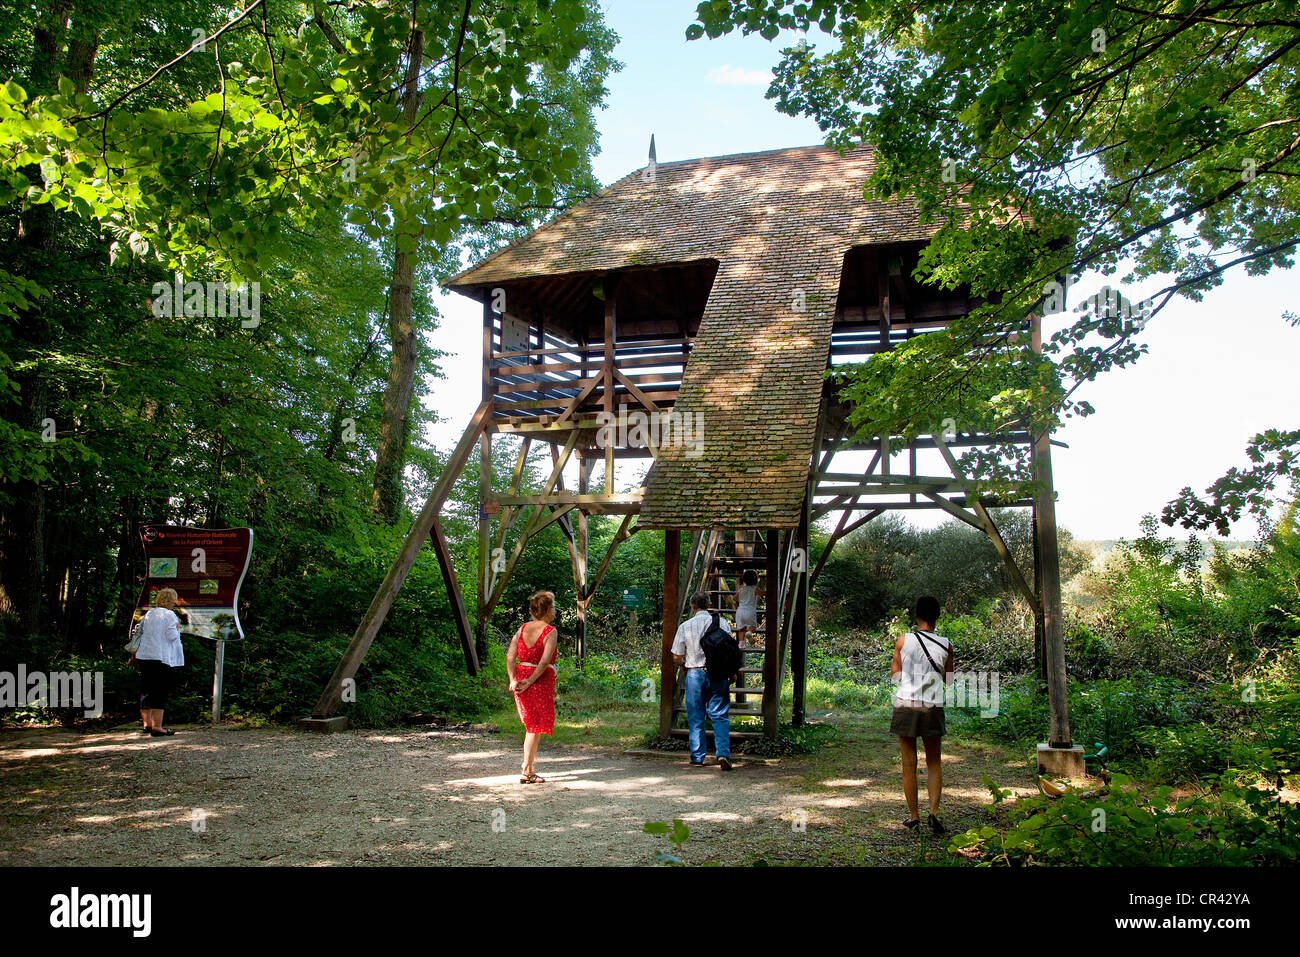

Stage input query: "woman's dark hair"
[
  {"left": 742, "top": 569, "right": 758, "bottom": 586},
  {"left": 915, "top": 595, "right": 941, "bottom": 625}
]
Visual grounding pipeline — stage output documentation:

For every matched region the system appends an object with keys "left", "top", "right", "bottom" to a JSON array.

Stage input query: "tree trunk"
[
  {"left": 371, "top": 28, "right": 425, "bottom": 524},
  {"left": 0, "top": 2, "right": 76, "bottom": 633}
]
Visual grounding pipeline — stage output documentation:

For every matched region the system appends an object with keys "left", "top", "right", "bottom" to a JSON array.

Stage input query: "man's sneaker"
[
  {"left": 927, "top": 813, "right": 946, "bottom": 835},
  {"left": 718, "top": 756, "right": 732, "bottom": 771},
  {"left": 689, "top": 760, "right": 705, "bottom": 767}
]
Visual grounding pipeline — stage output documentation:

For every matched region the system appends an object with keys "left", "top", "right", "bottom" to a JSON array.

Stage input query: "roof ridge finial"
[{"left": 641, "top": 134, "right": 658, "bottom": 184}]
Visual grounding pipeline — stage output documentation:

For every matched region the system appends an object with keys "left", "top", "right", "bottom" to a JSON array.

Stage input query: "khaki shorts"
[{"left": 890, "top": 703, "right": 946, "bottom": 738}]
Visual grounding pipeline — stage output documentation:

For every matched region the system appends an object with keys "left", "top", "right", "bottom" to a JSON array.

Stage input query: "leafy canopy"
[{"left": 689, "top": 1, "right": 1299, "bottom": 501}]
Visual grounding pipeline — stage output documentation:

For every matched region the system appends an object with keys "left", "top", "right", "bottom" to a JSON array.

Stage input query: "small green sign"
[{"left": 621, "top": 587, "right": 646, "bottom": 610}]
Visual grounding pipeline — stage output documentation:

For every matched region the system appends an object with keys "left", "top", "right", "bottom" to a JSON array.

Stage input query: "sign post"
[
  {"left": 132, "top": 525, "right": 253, "bottom": 724},
  {"left": 212, "top": 640, "right": 225, "bottom": 723}
]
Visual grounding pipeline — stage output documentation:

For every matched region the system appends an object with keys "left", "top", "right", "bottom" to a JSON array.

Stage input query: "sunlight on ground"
[
  {"left": 0, "top": 724, "right": 1037, "bottom": 865},
  {"left": 680, "top": 810, "right": 749, "bottom": 823},
  {"left": 445, "top": 766, "right": 609, "bottom": 788}
]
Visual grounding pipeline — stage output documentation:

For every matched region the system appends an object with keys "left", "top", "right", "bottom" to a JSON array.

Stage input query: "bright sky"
[{"left": 422, "top": 0, "right": 1299, "bottom": 542}]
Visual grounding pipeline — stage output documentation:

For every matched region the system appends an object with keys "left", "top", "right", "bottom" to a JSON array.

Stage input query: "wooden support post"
[
  {"left": 792, "top": 497, "right": 810, "bottom": 727},
  {"left": 494, "top": 437, "right": 532, "bottom": 558},
  {"left": 659, "top": 529, "right": 680, "bottom": 739},
  {"left": 551, "top": 444, "right": 583, "bottom": 663},
  {"left": 431, "top": 517, "right": 479, "bottom": 674},
  {"left": 477, "top": 292, "right": 495, "bottom": 667},
  {"left": 312, "top": 401, "right": 491, "bottom": 718},
  {"left": 762, "top": 529, "right": 780, "bottom": 739},
  {"left": 576, "top": 454, "right": 590, "bottom": 662},
  {"left": 1032, "top": 503, "right": 1045, "bottom": 681},
  {"left": 1032, "top": 311, "right": 1071, "bottom": 748},
  {"left": 879, "top": 264, "right": 892, "bottom": 477},
  {"left": 602, "top": 276, "right": 617, "bottom": 494}
]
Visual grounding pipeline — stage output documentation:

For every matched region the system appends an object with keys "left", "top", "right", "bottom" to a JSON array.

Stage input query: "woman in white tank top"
[
  {"left": 890, "top": 596, "right": 953, "bottom": 837},
  {"left": 893, "top": 629, "right": 952, "bottom": 707}
]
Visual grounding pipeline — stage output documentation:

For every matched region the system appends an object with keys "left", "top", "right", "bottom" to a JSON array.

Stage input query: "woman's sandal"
[
  {"left": 521, "top": 772, "right": 546, "bottom": 784},
  {"left": 903, "top": 818, "right": 921, "bottom": 831}
]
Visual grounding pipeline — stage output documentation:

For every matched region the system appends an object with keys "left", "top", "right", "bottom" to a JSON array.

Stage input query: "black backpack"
[{"left": 700, "top": 612, "right": 742, "bottom": 682}]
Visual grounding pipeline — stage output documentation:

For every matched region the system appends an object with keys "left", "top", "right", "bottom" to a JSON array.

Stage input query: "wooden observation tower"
[{"left": 308, "top": 144, "right": 1071, "bottom": 752}]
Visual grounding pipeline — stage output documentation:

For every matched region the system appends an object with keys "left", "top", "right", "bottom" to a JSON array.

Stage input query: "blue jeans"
[{"left": 684, "top": 668, "right": 730, "bottom": 762}]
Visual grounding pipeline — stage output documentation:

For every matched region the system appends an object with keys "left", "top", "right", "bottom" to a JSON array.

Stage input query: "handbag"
[{"left": 124, "top": 619, "right": 143, "bottom": 654}]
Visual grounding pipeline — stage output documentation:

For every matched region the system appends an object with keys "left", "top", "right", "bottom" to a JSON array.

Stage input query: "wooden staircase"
[{"left": 667, "top": 529, "right": 796, "bottom": 741}]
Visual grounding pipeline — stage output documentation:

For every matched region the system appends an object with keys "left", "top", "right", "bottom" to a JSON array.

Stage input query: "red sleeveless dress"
[{"left": 513, "top": 623, "right": 557, "bottom": 735}]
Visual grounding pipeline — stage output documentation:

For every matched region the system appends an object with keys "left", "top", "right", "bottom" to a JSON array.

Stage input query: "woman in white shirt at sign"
[
  {"left": 890, "top": 595, "right": 953, "bottom": 835},
  {"left": 131, "top": 587, "right": 186, "bottom": 737}
]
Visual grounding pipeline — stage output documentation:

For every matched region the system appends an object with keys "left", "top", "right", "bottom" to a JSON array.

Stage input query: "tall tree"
[
  {"left": 0, "top": 0, "right": 619, "bottom": 633},
  {"left": 688, "top": 0, "right": 1299, "bottom": 501}
]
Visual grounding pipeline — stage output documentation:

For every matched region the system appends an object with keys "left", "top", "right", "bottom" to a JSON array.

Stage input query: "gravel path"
[{"left": 0, "top": 723, "right": 1033, "bottom": 866}]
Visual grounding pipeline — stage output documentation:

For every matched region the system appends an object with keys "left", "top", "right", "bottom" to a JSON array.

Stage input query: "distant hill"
[
  {"left": 1080, "top": 538, "right": 1255, "bottom": 553},
  {"left": 1077, "top": 537, "right": 1258, "bottom": 569}
]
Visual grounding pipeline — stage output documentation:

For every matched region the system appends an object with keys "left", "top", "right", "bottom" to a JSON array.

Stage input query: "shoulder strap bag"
[{"left": 911, "top": 629, "right": 950, "bottom": 676}]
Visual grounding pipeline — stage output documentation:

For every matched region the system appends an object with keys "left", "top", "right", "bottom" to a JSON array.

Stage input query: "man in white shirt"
[
  {"left": 671, "top": 591, "right": 734, "bottom": 769},
  {"left": 890, "top": 595, "right": 953, "bottom": 834}
]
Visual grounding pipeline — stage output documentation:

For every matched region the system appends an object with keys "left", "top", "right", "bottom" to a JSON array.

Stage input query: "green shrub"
[{"left": 951, "top": 772, "right": 1299, "bottom": 866}]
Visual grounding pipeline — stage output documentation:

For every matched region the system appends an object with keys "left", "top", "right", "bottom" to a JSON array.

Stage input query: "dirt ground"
[{"left": 0, "top": 718, "right": 1036, "bottom": 866}]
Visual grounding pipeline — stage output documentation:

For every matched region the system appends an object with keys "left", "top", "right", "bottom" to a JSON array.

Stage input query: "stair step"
[
  {"left": 673, "top": 706, "right": 764, "bottom": 717},
  {"left": 668, "top": 729, "right": 765, "bottom": 740}
]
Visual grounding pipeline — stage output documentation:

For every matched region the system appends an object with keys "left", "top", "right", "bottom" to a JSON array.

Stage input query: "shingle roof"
[{"left": 449, "top": 144, "right": 943, "bottom": 530}]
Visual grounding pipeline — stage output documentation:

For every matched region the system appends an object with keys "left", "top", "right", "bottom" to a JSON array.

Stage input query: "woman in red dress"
[{"left": 507, "top": 590, "right": 559, "bottom": 784}]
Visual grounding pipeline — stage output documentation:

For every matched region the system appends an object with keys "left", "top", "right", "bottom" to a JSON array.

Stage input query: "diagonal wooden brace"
[{"left": 311, "top": 401, "right": 491, "bottom": 718}]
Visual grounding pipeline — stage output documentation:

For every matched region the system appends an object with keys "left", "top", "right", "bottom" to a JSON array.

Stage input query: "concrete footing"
[
  {"left": 1036, "top": 743, "right": 1086, "bottom": 778},
  {"left": 298, "top": 716, "right": 348, "bottom": 733}
]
